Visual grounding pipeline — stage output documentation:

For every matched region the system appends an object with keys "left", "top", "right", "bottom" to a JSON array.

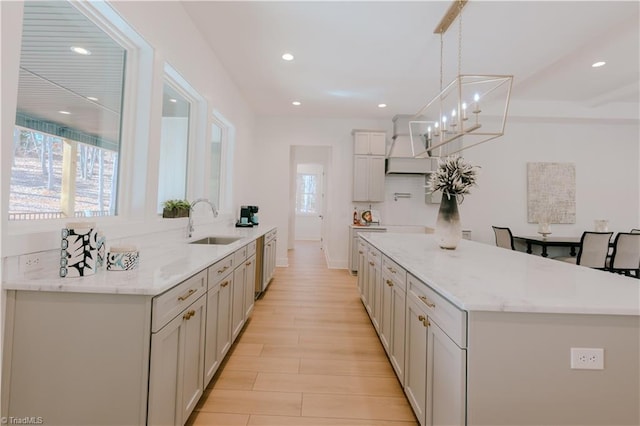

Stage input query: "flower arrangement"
[
  {"left": 162, "top": 199, "right": 191, "bottom": 218},
  {"left": 427, "top": 155, "right": 478, "bottom": 199}
]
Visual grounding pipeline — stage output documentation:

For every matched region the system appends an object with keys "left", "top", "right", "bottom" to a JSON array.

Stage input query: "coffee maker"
[{"left": 236, "top": 205, "right": 259, "bottom": 227}]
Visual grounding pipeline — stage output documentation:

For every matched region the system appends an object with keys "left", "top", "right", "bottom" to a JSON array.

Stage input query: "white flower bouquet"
[{"left": 427, "top": 155, "right": 478, "bottom": 200}]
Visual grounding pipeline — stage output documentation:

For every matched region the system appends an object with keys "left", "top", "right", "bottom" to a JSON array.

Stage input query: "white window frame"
[{"left": 3, "top": 0, "right": 154, "bottom": 256}]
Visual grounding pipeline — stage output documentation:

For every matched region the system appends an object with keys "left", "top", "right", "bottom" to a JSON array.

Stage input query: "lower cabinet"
[
  {"left": 148, "top": 271, "right": 207, "bottom": 426},
  {"left": 244, "top": 253, "right": 256, "bottom": 318},
  {"left": 405, "top": 273, "right": 467, "bottom": 426},
  {"left": 204, "top": 254, "right": 233, "bottom": 386},
  {"left": 263, "top": 229, "right": 277, "bottom": 291}
]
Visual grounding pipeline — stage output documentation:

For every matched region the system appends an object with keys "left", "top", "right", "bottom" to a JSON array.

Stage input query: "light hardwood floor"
[{"left": 187, "top": 240, "right": 418, "bottom": 426}]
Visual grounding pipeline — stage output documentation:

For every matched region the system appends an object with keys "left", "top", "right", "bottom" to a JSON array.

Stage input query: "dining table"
[{"left": 513, "top": 235, "right": 582, "bottom": 257}]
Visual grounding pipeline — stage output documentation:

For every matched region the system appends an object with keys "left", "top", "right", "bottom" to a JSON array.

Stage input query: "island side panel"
[
  {"left": 3, "top": 290, "right": 152, "bottom": 425},
  {"left": 466, "top": 311, "right": 640, "bottom": 426}
]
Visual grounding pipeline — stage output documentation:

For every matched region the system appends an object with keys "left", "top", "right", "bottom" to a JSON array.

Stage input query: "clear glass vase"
[{"left": 435, "top": 194, "right": 462, "bottom": 250}]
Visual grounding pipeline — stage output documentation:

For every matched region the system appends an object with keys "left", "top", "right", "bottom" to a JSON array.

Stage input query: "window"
[
  {"left": 10, "top": 1, "right": 126, "bottom": 220},
  {"left": 209, "top": 122, "right": 223, "bottom": 208},
  {"left": 296, "top": 165, "right": 322, "bottom": 215},
  {"left": 157, "top": 80, "right": 190, "bottom": 211}
]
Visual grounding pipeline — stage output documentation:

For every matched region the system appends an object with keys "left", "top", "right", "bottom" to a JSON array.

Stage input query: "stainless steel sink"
[{"left": 190, "top": 236, "right": 242, "bottom": 245}]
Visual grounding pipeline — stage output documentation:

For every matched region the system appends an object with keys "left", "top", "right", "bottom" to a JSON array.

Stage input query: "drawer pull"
[
  {"left": 369, "top": 261, "right": 374, "bottom": 266},
  {"left": 217, "top": 265, "right": 229, "bottom": 274},
  {"left": 423, "top": 318, "right": 430, "bottom": 327},
  {"left": 386, "top": 279, "right": 394, "bottom": 287},
  {"left": 419, "top": 295, "right": 436, "bottom": 308},
  {"left": 178, "top": 288, "right": 197, "bottom": 302},
  {"left": 371, "top": 252, "right": 377, "bottom": 257},
  {"left": 387, "top": 266, "right": 396, "bottom": 273},
  {"left": 221, "top": 280, "right": 229, "bottom": 288},
  {"left": 183, "top": 309, "right": 196, "bottom": 320},
  {"left": 418, "top": 315, "right": 425, "bottom": 322},
  {"left": 245, "top": 261, "right": 252, "bottom": 266},
  {"left": 358, "top": 250, "right": 364, "bottom": 254}
]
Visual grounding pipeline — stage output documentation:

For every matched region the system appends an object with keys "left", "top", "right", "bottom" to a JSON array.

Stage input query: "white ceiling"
[{"left": 181, "top": 0, "right": 640, "bottom": 120}]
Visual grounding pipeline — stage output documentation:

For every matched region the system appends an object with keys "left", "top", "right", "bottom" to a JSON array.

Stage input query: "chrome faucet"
[{"left": 187, "top": 198, "right": 219, "bottom": 238}]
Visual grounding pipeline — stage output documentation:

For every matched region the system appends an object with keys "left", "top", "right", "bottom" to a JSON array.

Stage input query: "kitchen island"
[
  {"left": 359, "top": 232, "right": 639, "bottom": 426},
  {"left": 2, "top": 224, "right": 277, "bottom": 426}
]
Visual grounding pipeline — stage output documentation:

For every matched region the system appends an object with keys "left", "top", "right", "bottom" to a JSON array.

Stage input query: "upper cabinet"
[
  {"left": 352, "top": 130, "right": 386, "bottom": 202},
  {"left": 354, "top": 131, "right": 387, "bottom": 156}
]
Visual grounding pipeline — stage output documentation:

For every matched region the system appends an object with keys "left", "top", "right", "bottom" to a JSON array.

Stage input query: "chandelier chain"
[
  {"left": 439, "top": 33, "right": 444, "bottom": 93},
  {"left": 457, "top": 0, "right": 463, "bottom": 76}
]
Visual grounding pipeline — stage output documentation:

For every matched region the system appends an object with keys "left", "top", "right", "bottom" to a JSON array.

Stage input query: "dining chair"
[
  {"left": 492, "top": 226, "right": 515, "bottom": 250},
  {"left": 559, "top": 231, "right": 613, "bottom": 269},
  {"left": 608, "top": 232, "right": 640, "bottom": 278}
]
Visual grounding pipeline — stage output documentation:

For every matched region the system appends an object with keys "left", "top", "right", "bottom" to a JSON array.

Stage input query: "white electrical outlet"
[
  {"left": 20, "top": 252, "right": 44, "bottom": 274},
  {"left": 571, "top": 347, "right": 604, "bottom": 370}
]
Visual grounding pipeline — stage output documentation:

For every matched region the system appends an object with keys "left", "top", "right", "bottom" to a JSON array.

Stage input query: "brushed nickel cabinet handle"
[{"left": 178, "top": 288, "right": 197, "bottom": 302}]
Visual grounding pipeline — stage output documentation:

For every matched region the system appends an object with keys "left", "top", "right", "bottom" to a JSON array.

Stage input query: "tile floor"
[{"left": 186, "top": 240, "right": 418, "bottom": 426}]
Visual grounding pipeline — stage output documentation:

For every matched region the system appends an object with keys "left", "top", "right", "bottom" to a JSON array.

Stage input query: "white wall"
[{"left": 253, "top": 113, "right": 639, "bottom": 267}]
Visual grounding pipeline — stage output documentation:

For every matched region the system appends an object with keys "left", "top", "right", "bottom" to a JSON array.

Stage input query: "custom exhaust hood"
[{"left": 385, "top": 115, "right": 436, "bottom": 175}]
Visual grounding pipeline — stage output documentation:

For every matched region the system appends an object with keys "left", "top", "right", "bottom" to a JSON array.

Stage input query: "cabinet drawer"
[
  {"left": 367, "top": 245, "right": 382, "bottom": 267},
  {"left": 152, "top": 270, "right": 207, "bottom": 332},
  {"left": 408, "top": 273, "right": 467, "bottom": 347},
  {"left": 265, "top": 229, "right": 277, "bottom": 242},
  {"left": 234, "top": 245, "right": 248, "bottom": 265},
  {"left": 208, "top": 254, "right": 233, "bottom": 288},
  {"left": 246, "top": 240, "right": 257, "bottom": 257},
  {"left": 382, "top": 256, "right": 406, "bottom": 290}
]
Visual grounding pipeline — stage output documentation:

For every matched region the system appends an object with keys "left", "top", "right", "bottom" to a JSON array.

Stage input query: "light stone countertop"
[
  {"left": 360, "top": 232, "right": 640, "bottom": 316},
  {"left": 3, "top": 224, "right": 276, "bottom": 297}
]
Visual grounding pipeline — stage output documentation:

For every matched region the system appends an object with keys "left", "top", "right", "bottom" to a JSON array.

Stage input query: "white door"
[{"left": 294, "top": 163, "right": 324, "bottom": 241}]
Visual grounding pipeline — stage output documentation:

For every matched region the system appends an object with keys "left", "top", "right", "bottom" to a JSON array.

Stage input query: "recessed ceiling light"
[
  {"left": 169, "top": 98, "right": 177, "bottom": 103},
  {"left": 592, "top": 61, "right": 606, "bottom": 68},
  {"left": 378, "top": 103, "right": 387, "bottom": 108},
  {"left": 58, "top": 110, "right": 71, "bottom": 115},
  {"left": 70, "top": 46, "right": 91, "bottom": 55},
  {"left": 86, "top": 96, "right": 99, "bottom": 101},
  {"left": 292, "top": 101, "right": 301, "bottom": 106},
  {"left": 282, "top": 53, "right": 294, "bottom": 61}
]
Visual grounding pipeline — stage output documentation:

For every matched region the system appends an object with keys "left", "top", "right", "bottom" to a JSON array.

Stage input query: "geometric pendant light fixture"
[{"left": 410, "top": 0, "right": 513, "bottom": 158}]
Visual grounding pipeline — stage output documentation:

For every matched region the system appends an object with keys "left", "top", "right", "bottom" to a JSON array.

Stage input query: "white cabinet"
[
  {"left": 232, "top": 245, "right": 248, "bottom": 341},
  {"left": 366, "top": 245, "right": 382, "bottom": 331},
  {"left": 404, "top": 273, "right": 467, "bottom": 426},
  {"left": 148, "top": 270, "right": 208, "bottom": 426},
  {"left": 263, "top": 228, "right": 277, "bottom": 291},
  {"left": 204, "top": 254, "right": 233, "bottom": 386},
  {"left": 349, "top": 226, "right": 386, "bottom": 273},
  {"left": 352, "top": 130, "right": 386, "bottom": 202},
  {"left": 244, "top": 240, "right": 257, "bottom": 319},
  {"left": 381, "top": 255, "right": 406, "bottom": 384},
  {"left": 353, "top": 155, "right": 386, "bottom": 202},
  {"left": 216, "top": 273, "right": 233, "bottom": 361},
  {"left": 354, "top": 131, "right": 386, "bottom": 155},
  {"left": 356, "top": 238, "right": 368, "bottom": 300}
]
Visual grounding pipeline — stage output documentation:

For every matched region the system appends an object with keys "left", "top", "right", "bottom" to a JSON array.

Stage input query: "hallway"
[{"left": 187, "top": 241, "right": 418, "bottom": 425}]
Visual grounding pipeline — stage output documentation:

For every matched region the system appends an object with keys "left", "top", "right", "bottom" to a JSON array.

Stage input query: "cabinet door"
[
  {"left": 368, "top": 254, "right": 382, "bottom": 331},
  {"left": 369, "top": 132, "right": 387, "bottom": 155},
  {"left": 244, "top": 255, "right": 256, "bottom": 318},
  {"left": 390, "top": 284, "right": 406, "bottom": 384},
  {"left": 204, "top": 282, "right": 220, "bottom": 386},
  {"left": 354, "top": 132, "right": 371, "bottom": 154},
  {"left": 357, "top": 239, "right": 367, "bottom": 299},
  {"left": 148, "top": 295, "right": 206, "bottom": 426},
  {"left": 148, "top": 312, "right": 183, "bottom": 426},
  {"left": 181, "top": 295, "right": 206, "bottom": 423},
  {"left": 405, "top": 296, "right": 429, "bottom": 426},
  {"left": 368, "top": 156, "right": 386, "bottom": 202},
  {"left": 217, "top": 277, "right": 232, "bottom": 360},
  {"left": 379, "top": 276, "right": 393, "bottom": 353},
  {"left": 232, "top": 264, "right": 246, "bottom": 341},
  {"left": 426, "top": 321, "right": 466, "bottom": 426},
  {"left": 353, "top": 155, "right": 370, "bottom": 202}
]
